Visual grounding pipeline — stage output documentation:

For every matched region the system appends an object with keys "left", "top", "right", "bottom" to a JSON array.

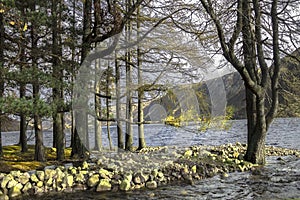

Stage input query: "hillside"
[{"left": 144, "top": 49, "right": 300, "bottom": 120}]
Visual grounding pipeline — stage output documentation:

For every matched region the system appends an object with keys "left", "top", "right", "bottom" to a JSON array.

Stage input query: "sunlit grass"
[{"left": 0, "top": 145, "right": 72, "bottom": 172}]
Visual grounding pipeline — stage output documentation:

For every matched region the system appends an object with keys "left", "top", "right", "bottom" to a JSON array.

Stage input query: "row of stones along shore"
[{"left": 0, "top": 143, "right": 299, "bottom": 199}]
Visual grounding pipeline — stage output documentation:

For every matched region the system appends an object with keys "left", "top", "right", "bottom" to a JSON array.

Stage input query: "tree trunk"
[
  {"left": 72, "top": 0, "right": 91, "bottom": 158},
  {"left": 241, "top": 0, "right": 266, "bottom": 165},
  {"left": 94, "top": 58, "right": 102, "bottom": 151},
  {"left": 19, "top": 10, "right": 28, "bottom": 152},
  {"left": 137, "top": 6, "right": 146, "bottom": 150},
  {"left": 0, "top": 12, "right": 4, "bottom": 156},
  {"left": 52, "top": 0, "right": 65, "bottom": 161},
  {"left": 115, "top": 51, "right": 124, "bottom": 149},
  {"left": 245, "top": 95, "right": 267, "bottom": 164},
  {"left": 31, "top": 4, "right": 45, "bottom": 162},
  {"left": 125, "top": 0, "right": 134, "bottom": 151},
  {"left": 106, "top": 65, "right": 113, "bottom": 150}
]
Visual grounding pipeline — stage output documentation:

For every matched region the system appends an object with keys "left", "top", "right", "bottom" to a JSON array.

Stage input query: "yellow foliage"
[
  {"left": 9, "top": 21, "right": 15, "bottom": 26},
  {"left": 22, "top": 23, "right": 28, "bottom": 31}
]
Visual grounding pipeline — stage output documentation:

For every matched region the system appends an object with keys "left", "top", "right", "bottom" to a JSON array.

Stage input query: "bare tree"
[{"left": 180, "top": 0, "right": 300, "bottom": 164}]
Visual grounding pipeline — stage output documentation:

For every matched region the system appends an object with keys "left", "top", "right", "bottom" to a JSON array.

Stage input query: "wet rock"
[
  {"left": 36, "top": 171, "right": 45, "bottom": 181},
  {"left": 1, "top": 174, "right": 13, "bottom": 189},
  {"left": 10, "top": 171, "right": 21, "bottom": 178},
  {"left": 8, "top": 183, "right": 23, "bottom": 198},
  {"left": 82, "top": 161, "right": 89, "bottom": 170},
  {"left": 36, "top": 181, "right": 43, "bottom": 188},
  {"left": 99, "top": 168, "right": 112, "bottom": 179},
  {"left": 87, "top": 174, "right": 99, "bottom": 188},
  {"left": 65, "top": 175, "right": 74, "bottom": 187},
  {"left": 22, "top": 182, "right": 32, "bottom": 193},
  {"left": 184, "top": 150, "right": 193, "bottom": 157},
  {"left": 120, "top": 179, "right": 131, "bottom": 191},
  {"left": 191, "top": 165, "right": 197, "bottom": 174},
  {"left": 96, "top": 179, "right": 111, "bottom": 192},
  {"left": 7, "top": 179, "right": 18, "bottom": 189},
  {"left": 124, "top": 173, "right": 133, "bottom": 182},
  {"left": 45, "top": 177, "right": 53, "bottom": 187},
  {"left": 146, "top": 181, "right": 157, "bottom": 189},
  {"left": 151, "top": 169, "right": 158, "bottom": 178},
  {"left": 221, "top": 173, "right": 229, "bottom": 179},
  {"left": 72, "top": 183, "right": 86, "bottom": 191},
  {"left": 45, "top": 169, "right": 56, "bottom": 180},
  {"left": 18, "top": 173, "right": 30, "bottom": 185},
  {"left": 75, "top": 172, "right": 85, "bottom": 183}
]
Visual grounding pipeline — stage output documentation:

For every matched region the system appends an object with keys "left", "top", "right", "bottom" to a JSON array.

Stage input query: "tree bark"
[
  {"left": 94, "top": 58, "right": 102, "bottom": 151},
  {"left": 30, "top": 3, "right": 45, "bottom": 162},
  {"left": 18, "top": 6, "right": 28, "bottom": 153},
  {"left": 72, "top": 0, "right": 92, "bottom": 158},
  {"left": 0, "top": 12, "right": 4, "bottom": 156},
  {"left": 125, "top": 0, "right": 134, "bottom": 151},
  {"left": 115, "top": 51, "right": 124, "bottom": 149},
  {"left": 199, "top": 0, "right": 282, "bottom": 164},
  {"left": 52, "top": 0, "right": 65, "bottom": 161},
  {"left": 137, "top": 6, "right": 146, "bottom": 150}
]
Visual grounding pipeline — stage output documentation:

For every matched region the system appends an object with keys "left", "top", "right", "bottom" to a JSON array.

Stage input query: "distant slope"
[{"left": 144, "top": 49, "right": 300, "bottom": 120}]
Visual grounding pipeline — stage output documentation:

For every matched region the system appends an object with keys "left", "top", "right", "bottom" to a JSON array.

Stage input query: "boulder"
[
  {"left": 66, "top": 175, "right": 74, "bottom": 187},
  {"left": 75, "top": 173, "right": 85, "bottom": 183},
  {"left": 6, "top": 179, "right": 18, "bottom": 189},
  {"left": 22, "top": 182, "right": 32, "bottom": 193},
  {"left": 82, "top": 161, "right": 89, "bottom": 170},
  {"left": 1, "top": 174, "right": 13, "bottom": 189},
  {"left": 123, "top": 173, "right": 132, "bottom": 182},
  {"left": 36, "top": 171, "right": 45, "bottom": 181},
  {"left": 8, "top": 183, "right": 23, "bottom": 198},
  {"left": 18, "top": 173, "right": 30, "bottom": 185},
  {"left": 44, "top": 169, "right": 55, "bottom": 180},
  {"left": 146, "top": 181, "right": 157, "bottom": 189},
  {"left": 87, "top": 174, "right": 99, "bottom": 188},
  {"left": 120, "top": 179, "right": 131, "bottom": 191},
  {"left": 99, "top": 168, "right": 112, "bottom": 179},
  {"left": 96, "top": 179, "right": 111, "bottom": 192},
  {"left": 30, "top": 174, "right": 39, "bottom": 183}
]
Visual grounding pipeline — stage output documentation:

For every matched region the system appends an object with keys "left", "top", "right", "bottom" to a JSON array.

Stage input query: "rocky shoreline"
[{"left": 0, "top": 143, "right": 299, "bottom": 200}]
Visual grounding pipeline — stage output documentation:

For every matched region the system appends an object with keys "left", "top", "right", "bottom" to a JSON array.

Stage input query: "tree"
[
  {"left": 51, "top": 0, "right": 65, "bottom": 161},
  {"left": 0, "top": 7, "right": 4, "bottom": 156},
  {"left": 30, "top": 2, "right": 46, "bottom": 162},
  {"left": 190, "top": 0, "right": 299, "bottom": 164},
  {"left": 71, "top": 0, "right": 148, "bottom": 156},
  {"left": 136, "top": 5, "right": 146, "bottom": 150}
]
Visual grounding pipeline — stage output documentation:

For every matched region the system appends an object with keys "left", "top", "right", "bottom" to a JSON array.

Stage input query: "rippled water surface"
[{"left": 6, "top": 118, "right": 300, "bottom": 199}]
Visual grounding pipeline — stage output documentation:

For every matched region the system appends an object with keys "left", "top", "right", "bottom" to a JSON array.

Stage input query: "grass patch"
[{"left": 0, "top": 145, "right": 73, "bottom": 173}]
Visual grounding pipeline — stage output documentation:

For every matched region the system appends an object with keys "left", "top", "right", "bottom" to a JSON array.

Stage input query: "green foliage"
[{"left": 0, "top": 96, "right": 52, "bottom": 117}]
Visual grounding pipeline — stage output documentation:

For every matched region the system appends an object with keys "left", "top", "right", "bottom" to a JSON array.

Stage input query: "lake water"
[{"left": 4, "top": 118, "right": 300, "bottom": 199}]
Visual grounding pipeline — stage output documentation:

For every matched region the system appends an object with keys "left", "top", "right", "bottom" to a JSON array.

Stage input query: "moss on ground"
[{"left": 0, "top": 145, "right": 73, "bottom": 173}]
